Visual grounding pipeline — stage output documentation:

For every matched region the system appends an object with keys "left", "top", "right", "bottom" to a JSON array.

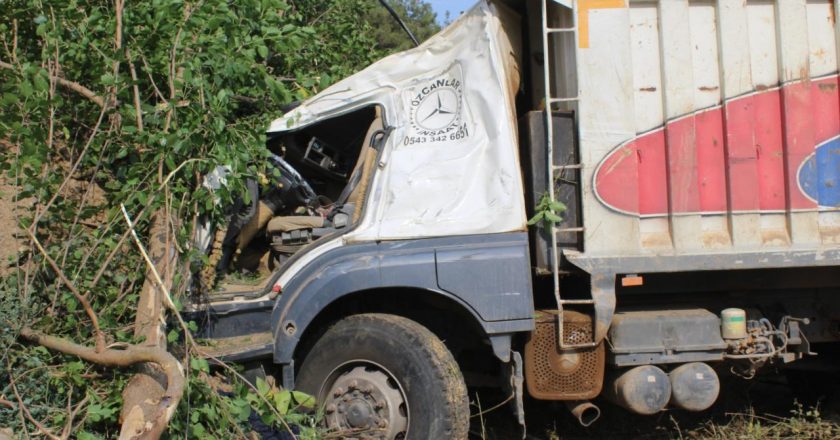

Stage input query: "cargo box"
[{"left": 527, "top": 0, "right": 840, "bottom": 275}]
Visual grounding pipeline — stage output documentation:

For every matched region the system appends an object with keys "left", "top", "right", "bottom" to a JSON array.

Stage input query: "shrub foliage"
[{"left": 0, "top": 0, "right": 433, "bottom": 437}]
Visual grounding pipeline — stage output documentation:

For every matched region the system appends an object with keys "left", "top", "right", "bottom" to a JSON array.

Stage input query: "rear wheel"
[{"left": 296, "top": 313, "right": 469, "bottom": 440}]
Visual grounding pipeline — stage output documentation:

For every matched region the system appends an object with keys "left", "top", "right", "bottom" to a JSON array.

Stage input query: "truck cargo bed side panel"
[{"left": 555, "top": 0, "right": 840, "bottom": 271}]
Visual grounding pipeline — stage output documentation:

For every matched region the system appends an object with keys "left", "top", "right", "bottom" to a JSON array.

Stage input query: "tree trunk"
[
  {"left": 19, "top": 328, "right": 185, "bottom": 440},
  {"left": 119, "top": 209, "right": 179, "bottom": 440}
]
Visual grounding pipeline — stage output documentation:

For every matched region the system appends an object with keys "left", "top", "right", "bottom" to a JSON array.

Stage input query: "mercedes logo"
[{"left": 415, "top": 88, "right": 458, "bottom": 131}]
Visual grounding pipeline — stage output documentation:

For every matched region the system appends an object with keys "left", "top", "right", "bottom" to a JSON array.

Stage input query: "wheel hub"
[
  {"left": 345, "top": 399, "right": 373, "bottom": 427},
  {"left": 324, "top": 365, "right": 408, "bottom": 439}
]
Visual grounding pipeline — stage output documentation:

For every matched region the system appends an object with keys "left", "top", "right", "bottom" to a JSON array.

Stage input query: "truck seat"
[
  {"left": 266, "top": 215, "right": 324, "bottom": 234},
  {"left": 265, "top": 109, "right": 383, "bottom": 245}
]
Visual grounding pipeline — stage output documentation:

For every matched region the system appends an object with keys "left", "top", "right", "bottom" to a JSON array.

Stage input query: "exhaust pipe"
[{"left": 566, "top": 401, "right": 601, "bottom": 427}]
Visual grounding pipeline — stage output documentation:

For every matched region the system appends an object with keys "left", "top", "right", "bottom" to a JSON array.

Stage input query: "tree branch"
[
  {"left": 20, "top": 329, "right": 180, "bottom": 374},
  {"left": 24, "top": 228, "right": 106, "bottom": 352},
  {"left": 163, "top": 2, "right": 198, "bottom": 132},
  {"left": 0, "top": 60, "right": 105, "bottom": 107},
  {"left": 7, "top": 362, "right": 61, "bottom": 440},
  {"left": 19, "top": 329, "right": 185, "bottom": 440},
  {"left": 126, "top": 47, "right": 143, "bottom": 133},
  {"left": 61, "top": 392, "right": 90, "bottom": 439}
]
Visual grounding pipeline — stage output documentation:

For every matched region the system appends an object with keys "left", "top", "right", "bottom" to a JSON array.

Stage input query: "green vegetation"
[
  {"left": 685, "top": 404, "right": 840, "bottom": 440},
  {"left": 528, "top": 192, "right": 567, "bottom": 230},
  {"left": 365, "top": 0, "right": 441, "bottom": 52},
  {"left": 0, "top": 0, "right": 438, "bottom": 437}
]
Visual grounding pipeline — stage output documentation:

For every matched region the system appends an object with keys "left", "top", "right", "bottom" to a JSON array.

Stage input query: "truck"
[{"left": 186, "top": 0, "right": 840, "bottom": 438}]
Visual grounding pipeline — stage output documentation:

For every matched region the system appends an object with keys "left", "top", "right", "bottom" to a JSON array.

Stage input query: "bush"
[{"left": 0, "top": 0, "right": 391, "bottom": 437}]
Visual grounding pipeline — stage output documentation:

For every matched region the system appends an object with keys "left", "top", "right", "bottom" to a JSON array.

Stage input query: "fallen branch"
[
  {"left": 24, "top": 228, "right": 106, "bottom": 352},
  {"left": 61, "top": 392, "right": 90, "bottom": 439},
  {"left": 7, "top": 361, "right": 61, "bottom": 440},
  {"left": 109, "top": 0, "right": 125, "bottom": 117},
  {"left": 0, "top": 60, "right": 105, "bottom": 107},
  {"left": 120, "top": 203, "right": 296, "bottom": 440},
  {"left": 19, "top": 328, "right": 185, "bottom": 440}
]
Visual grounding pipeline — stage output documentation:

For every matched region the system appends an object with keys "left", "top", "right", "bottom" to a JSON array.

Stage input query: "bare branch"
[
  {"left": 126, "top": 47, "right": 143, "bottom": 132},
  {"left": 0, "top": 60, "right": 105, "bottom": 107},
  {"left": 20, "top": 329, "right": 180, "bottom": 374},
  {"left": 138, "top": 52, "right": 167, "bottom": 103},
  {"left": 60, "top": 388, "right": 89, "bottom": 440},
  {"left": 120, "top": 205, "right": 184, "bottom": 326},
  {"left": 114, "top": 0, "right": 123, "bottom": 51},
  {"left": 7, "top": 362, "right": 61, "bottom": 440},
  {"left": 23, "top": 228, "right": 106, "bottom": 352},
  {"left": 11, "top": 19, "right": 18, "bottom": 64},
  {"left": 163, "top": 1, "right": 200, "bottom": 132}
]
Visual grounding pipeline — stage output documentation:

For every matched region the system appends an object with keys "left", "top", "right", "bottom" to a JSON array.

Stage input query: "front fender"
[{"left": 271, "top": 233, "right": 535, "bottom": 364}]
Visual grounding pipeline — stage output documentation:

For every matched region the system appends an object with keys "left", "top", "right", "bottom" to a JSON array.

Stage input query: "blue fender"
[{"left": 271, "top": 233, "right": 535, "bottom": 365}]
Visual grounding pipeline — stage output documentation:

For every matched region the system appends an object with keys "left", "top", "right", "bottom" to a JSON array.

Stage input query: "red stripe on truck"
[{"left": 594, "top": 74, "right": 840, "bottom": 217}]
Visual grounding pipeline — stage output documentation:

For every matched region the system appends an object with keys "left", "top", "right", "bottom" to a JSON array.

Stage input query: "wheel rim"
[{"left": 320, "top": 361, "right": 409, "bottom": 439}]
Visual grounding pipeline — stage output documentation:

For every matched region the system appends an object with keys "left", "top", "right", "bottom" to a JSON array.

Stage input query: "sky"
[{"left": 427, "top": 0, "right": 478, "bottom": 25}]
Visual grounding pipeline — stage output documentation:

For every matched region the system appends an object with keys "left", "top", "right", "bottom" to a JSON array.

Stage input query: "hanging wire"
[{"left": 377, "top": 0, "right": 420, "bottom": 47}]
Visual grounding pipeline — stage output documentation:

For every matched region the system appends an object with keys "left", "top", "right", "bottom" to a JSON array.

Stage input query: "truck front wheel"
[{"left": 295, "top": 313, "right": 469, "bottom": 439}]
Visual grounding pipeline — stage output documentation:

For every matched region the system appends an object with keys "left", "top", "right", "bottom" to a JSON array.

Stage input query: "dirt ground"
[
  {"left": 468, "top": 350, "right": 840, "bottom": 440},
  {"left": 0, "top": 161, "right": 108, "bottom": 277},
  {"left": 0, "top": 177, "right": 24, "bottom": 277}
]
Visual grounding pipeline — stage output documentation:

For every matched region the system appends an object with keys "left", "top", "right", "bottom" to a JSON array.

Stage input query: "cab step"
[{"left": 195, "top": 332, "right": 274, "bottom": 362}]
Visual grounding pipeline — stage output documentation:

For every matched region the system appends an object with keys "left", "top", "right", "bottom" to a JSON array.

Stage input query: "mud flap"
[
  {"left": 282, "top": 360, "right": 295, "bottom": 390},
  {"left": 504, "top": 350, "right": 526, "bottom": 439},
  {"left": 592, "top": 272, "right": 617, "bottom": 343}
]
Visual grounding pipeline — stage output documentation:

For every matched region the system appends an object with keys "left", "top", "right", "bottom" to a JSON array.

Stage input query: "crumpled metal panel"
[{"left": 267, "top": 1, "right": 526, "bottom": 243}]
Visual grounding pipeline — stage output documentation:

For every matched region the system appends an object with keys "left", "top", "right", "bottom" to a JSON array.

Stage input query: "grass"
[
  {"left": 476, "top": 403, "right": 840, "bottom": 440},
  {"left": 219, "top": 269, "right": 266, "bottom": 286},
  {"left": 683, "top": 403, "right": 840, "bottom": 440},
  {"left": 467, "top": 368, "right": 840, "bottom": 440}
]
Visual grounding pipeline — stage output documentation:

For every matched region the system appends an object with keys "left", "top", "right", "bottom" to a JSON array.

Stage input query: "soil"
[
  {"left": 0, "top": 162, "right": 108, "bottom": 277},
  {"left": 0, "top": 176, "right": 27, "bottom": 277}
]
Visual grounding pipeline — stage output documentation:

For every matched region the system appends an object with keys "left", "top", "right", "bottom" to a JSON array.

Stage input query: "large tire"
[{"left": 296, "top": 313, "right": 469, "bottom": 440}]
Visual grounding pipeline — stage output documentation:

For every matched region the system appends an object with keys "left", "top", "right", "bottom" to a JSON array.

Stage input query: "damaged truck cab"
[{"left": 190, "top": 1, "right": 840, "bottom": 438}]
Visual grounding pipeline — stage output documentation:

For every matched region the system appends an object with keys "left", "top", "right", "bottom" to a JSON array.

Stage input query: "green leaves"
[
  {"left": 86, "top": 402, "right": 120, "bottom": 423},
  {"left": 257, "top": 44, "right": 269, "bottom": 59},
  {"left": 528, "top": 193, "right": 567, "bottom": 230},
  {"left": 190, "top": 357, "right": 210, "bottom": 373},
  {"left": 33, "top": 72, "right": 49, "bottom": 92},
  {"left": 291, "top": 390, "right": 316, "bottom": 409},
  {"left": 250, "top": 376, "right": 316, "bottom": 420},
  {"left": 0, "top": 0, "right": 394, "bottom": 437},
  {"left": 255, "top": 376, "right": 271, "bottom": 395},
  {"left": 19, "top": 79, "right": 33, "bottom": 98}
]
